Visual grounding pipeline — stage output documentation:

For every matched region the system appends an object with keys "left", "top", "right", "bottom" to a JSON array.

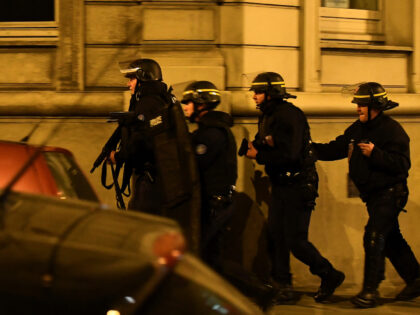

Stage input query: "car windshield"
[{"left": 43, "top": 151, "right": 99, "bottom": 202}]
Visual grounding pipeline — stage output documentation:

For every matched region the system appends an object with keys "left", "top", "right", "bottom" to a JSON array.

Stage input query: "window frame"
[
  {"left": 319, "top": 0, "right": 384, "bottom": 44},
  {"left": 322, "top": 0, "right": 379, "bottom": 11},
  {"left": 0, "top": 0, "right": 59, "bottom": 45}
]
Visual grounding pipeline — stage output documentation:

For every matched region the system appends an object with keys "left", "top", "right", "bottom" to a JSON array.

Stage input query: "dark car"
[
  {"left": 0, "top": 140, "right": 99, "bottom": 202},
  {"left": 0, "top": 191, "right": 263, "bottom": 315},
  {"left": 0, "top": 140, "right": 263, "bottom": 315}
]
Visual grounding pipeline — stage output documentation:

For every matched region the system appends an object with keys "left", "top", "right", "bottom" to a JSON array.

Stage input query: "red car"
[{"left": 0, "top": 140, "right": 99, "bottom": 202}]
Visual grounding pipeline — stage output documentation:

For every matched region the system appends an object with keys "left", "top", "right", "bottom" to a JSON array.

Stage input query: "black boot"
[
  {"left": 314, "top": 268, "right": 345, "bottom": 302},
  {"left": 351, "top": 289, "right": 380, "bottom": 308},
  {"left": 395, "top": 276, "right": 420, "bottom": 301},
  {"left": 216, "top": 261, "right": 279, "bottom": 310},
  {"left": 351, "top": 231, "right": 385, "bottom": 308},
  {"left": 248, "top": 281, "right": 279, "bottom": 311},
  {"left": 271, "top": 283, "right": 297, "bottom": 305}
]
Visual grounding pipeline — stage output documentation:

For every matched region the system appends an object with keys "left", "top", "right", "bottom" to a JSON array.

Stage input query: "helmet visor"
[
  {"left": 170, "top": 81, "right": 196, "bottom": 104},
  {"left": 118, "top": 60, "right": 139, "bottom": 78},
  {"left": 241, "top": 71, "right": 268, "bottom": 90},
  {"left": 342, "top": 82, "right": 367, "bottom": 97},
  {"left": 250, "top": 80, "right": 285, "bottom": 91},
  {"left": 341, "top": 82, "right": 369, "bottom": 105},
  {"left": 181, "top": 89, "right": 221, "bottom": 104}
]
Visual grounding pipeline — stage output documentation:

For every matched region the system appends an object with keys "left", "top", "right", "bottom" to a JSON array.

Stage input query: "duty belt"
[
  {"left": 210, "top": 185, "right": 235, "bottom": 204},
  {"left": 272, "top": 171, "right": 302, "bottom": 184}
]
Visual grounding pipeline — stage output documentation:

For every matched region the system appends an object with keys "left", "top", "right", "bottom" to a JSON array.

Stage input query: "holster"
[
  {"left": 298, "top": 168, "right": 319, "bottom": 210},
  {"left": 391, "top": 182, "right": 409, "bottom": 211}
]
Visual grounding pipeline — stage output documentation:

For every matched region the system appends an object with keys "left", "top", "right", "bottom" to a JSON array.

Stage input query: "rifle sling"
[
  {"left": 101, "top": 161, "right": 114, "bottom": 190},
  {"left": 110, "top": 163, "right": 126, "bottom": 210}
]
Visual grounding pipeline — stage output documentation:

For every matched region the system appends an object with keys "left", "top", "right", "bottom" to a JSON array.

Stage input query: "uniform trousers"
[
  {"left": 268, "top": 181, "right": 333, "bottom": 284},
  {"left": 363, "top": 186, "right": 419, "bottom": 285}
]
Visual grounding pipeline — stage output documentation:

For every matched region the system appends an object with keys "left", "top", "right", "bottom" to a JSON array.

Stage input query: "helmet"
[
  {"left": 352, "top": 82, "right": 398, "bottom": 111},
  {"left": 181, "top": 81, "right": 221, "bottom": 109},
  {"left": 119, "top": 58, "right": 162, "bottom": 82},
  {"left": 249, "top": 72, "right": 296, "bottom": 99}
]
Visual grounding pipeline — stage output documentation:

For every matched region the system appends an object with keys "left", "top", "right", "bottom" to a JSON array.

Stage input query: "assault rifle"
[
  {"left": 90, "top": 126, "right": 121, "bottom": 174},
  {"left": 107, "top": 111, "right": 139, "bottom": 125},
  {"left": 91, "top": 111, "right": 140, "bottom": 210},
  {"left": 90, "top": 112, "right": 139, "bottom": 174}
]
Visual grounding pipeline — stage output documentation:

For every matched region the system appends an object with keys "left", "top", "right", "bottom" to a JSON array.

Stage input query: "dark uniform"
[
  {"left": 114, "top": 59, "right": 202, "bottom": 253},
  {"left": 181, "top": 81, "right": 237, "bottom": 265},
  {"left": 182, "top": 81, "right": 280, "bottom": 310},
  {"left": 249, "top": 72, "right": 344, "bottom": 303},
  {"left": 115, "top": 60, "right": 167, "bottom": 214},
  {"left": 313, "top": 82, "right": 420, "bottom": 307},
  {"left": 192, "top": 110, "right": 237, "bottom": 263}
]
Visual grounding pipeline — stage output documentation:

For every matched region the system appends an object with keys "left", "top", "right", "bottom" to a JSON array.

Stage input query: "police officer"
[
  {"left": 182, "top": 81, "right": 281, "bottom": 309},
  {"left": 244, "top": 72, "right": 345, "bottom": 304},
  {"left": 313, "top": 82, "right": 420, "bottom": 308},
  {"left": 110, "top": 58, "right": 167, "bottom": 214},
  {"left": 181, "top": 81, "right": 237, "bottom": 266}
]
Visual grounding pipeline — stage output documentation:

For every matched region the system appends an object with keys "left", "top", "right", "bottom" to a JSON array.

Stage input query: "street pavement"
[{"left": 266, "top": 284, "right": 420, "bottom": 314}]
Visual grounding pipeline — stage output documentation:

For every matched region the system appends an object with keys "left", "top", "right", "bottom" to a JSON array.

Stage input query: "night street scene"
[{"left": 1, "top": 0, "right": 420, "bottom": 314}]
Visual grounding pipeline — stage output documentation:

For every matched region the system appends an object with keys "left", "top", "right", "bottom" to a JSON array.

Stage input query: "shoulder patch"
[{"left": 195, "top": 144, "right": 207, "bottom": 155}]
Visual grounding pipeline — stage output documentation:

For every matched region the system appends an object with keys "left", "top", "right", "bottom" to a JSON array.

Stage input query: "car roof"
[
  {"left": 0, "top": 140, "right": 72, "bottom": 196},
  {"left": 0, "top": 139, "right": 73, "bottom": 155}
]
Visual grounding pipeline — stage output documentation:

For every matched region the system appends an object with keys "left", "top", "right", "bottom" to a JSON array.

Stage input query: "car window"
[{"left": 43, "top": 152, "right": 99, "bottom": 202}]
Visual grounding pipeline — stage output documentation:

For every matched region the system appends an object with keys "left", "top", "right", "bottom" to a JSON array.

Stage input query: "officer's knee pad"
[{"left": 364, "top": 230, "right": 385, "bottom": 252}]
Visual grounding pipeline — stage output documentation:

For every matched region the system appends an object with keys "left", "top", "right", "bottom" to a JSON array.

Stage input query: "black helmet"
[
  {"left": 181, "top": 81, "right": 221, "bottom": 109},
  {"left": 352, "top": 82, "right": 398, "bottom": 111},
  {"left": 120, "top": 58, "right": 162, "bottom": 82},
  {"left": 249, "top": 72, "right": 296, "bottom": 99}
]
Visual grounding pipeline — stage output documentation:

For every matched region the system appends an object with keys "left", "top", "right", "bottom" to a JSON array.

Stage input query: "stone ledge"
[{"left": 0, "top": 91, "right": 124, "bottom": 116}]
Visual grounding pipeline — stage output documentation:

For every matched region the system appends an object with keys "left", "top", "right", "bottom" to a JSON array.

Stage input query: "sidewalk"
[{"left": 267, "top": 285, "right": 420, "bottom": 314}]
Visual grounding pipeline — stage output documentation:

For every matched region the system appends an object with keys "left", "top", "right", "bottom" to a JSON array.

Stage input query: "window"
[
  {"left": 322, "top": 0, "right": 378, "bottom": 11},
  {"left": 320, "top": 0, "right": 383, "bottom": 44},
  {"left": 0, "top": 0, "right": 55, "bottom": 22}
]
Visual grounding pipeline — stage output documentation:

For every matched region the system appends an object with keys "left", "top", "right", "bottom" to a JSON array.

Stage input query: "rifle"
[
  {"left": 91, "top": 111, "right": 143, "bottom": 209},
  {"left": 90, "top": 126, "right": 121, "bottom": 174},
  {"left": 90, "top": 111, "right": 139, "bottom": 174},
  {"left": 108, "top": 111, "right": 139, "bottom": 125}
]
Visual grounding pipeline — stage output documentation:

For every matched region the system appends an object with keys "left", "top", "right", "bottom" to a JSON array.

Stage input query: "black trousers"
[
  {"left": 200, "top": 197, "right": 234, "bottom": 268},
  {"left": 268, "top": 182, "right": 333, "bottom": 284},
  {"left": 201, "top": 196, "right": 277, "bottom": 304},
  {"left": 364, "top": 186, "right": 419, "bottom": 286}
]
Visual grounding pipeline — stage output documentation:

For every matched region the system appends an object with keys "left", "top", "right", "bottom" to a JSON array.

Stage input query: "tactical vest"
[
  {"left": 197, "top": 111, "right": 238, "bottom": 197},
  {"left": 259, "top": 100, "right": 318, "bottom": 209}
]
